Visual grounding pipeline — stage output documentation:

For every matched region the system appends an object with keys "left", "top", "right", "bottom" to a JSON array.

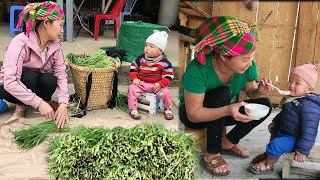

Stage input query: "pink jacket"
[{"left": 0, "top": 31, "right": 69, "bottom": 108}]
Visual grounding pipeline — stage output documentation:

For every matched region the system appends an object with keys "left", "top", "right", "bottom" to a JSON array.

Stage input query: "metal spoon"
[{"left": 266, "top": 83, "right": 291, "bottom": 96}]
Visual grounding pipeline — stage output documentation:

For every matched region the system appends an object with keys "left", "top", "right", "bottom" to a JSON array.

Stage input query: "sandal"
[
  {"left": 248, "top": 160, "right": 274, "bottom": 174},
  {"left": 164, "top": 109, "right": 174, "bottom": 120},
  {"left": 251, "top": 152, "right": 267, "bottom": 164},
  {"left": 130, "top": 110, "right": 141, "bottom": 120},
  {"left": 200, "top": 156, "right": 231, "bottom": 176},
  {"left": 222, "top": 144, "right": 250, "bottom": 158}
]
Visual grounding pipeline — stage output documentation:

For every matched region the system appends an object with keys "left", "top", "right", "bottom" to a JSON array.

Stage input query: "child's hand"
[
  {"left": 133, "top": 78, "right": 142, "bottom": 85},
  {"left": 291, "top": 151, "right": 306, "bottom": 163},
  {"left": 153, "top": 83, "right": 161, "bottom": 93}
]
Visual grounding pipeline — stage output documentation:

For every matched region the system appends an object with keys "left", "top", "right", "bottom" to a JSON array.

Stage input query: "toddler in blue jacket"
[{"left": 248, "top": 63, "right": 320, "bottom": 174}]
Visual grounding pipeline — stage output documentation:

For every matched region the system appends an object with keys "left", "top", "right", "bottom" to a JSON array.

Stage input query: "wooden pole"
[{"left": 102, "top": 0, "right": 113, "bottom": 14}]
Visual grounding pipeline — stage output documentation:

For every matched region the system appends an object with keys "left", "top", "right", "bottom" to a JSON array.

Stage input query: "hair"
[
  {"left": 23, "top": 19, "right": 54, "bottom": 44},
  {"left": 211, "top": 51, "right": 232, "bottom": 61},
  {"left": 23, "top": 19, "right": 54, "bottom": 35}
]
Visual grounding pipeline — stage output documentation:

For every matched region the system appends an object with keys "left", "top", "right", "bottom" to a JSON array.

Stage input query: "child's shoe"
[
  {"left": 130, "top": 109, "right": 141, "bottom": 120},
  {"left": 164, "top": 109, "right": 174, "bottom": 120},
  {"left": 248, "top": 160, "right": 274, "bottom": 174}
]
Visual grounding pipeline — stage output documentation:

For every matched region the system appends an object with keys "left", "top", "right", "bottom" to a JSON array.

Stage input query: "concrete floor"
[{"left": 0, "top": 22, "right": 319, "bottom": 179}]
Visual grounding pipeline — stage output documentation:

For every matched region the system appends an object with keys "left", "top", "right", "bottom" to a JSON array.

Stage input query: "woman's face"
[
  {"left": 222, "top": 51, "right": 255, "bottom": 74},
  {"left": 44, "top": 19, "right": 65, "bottom": 41},
  {"left": 286, "top": 74, "right": 312, "bottom": 96}
]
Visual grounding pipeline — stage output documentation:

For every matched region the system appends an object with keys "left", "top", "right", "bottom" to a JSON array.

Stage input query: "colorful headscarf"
[
  {"left": 191, "top": 16, "right": 256, "bottom": 65},
  {"left": 17, "top": 1, "right": 65, "bottom": 37}
]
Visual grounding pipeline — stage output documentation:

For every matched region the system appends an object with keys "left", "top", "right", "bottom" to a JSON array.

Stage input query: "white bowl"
[{"left": 244, "top": 103, "right": 270, "bottom": 120}]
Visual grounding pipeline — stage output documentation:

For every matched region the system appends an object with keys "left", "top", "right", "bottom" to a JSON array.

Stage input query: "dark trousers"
[
  {"left": 0, "top": 70, "right": 57, "bottom": 105},
  {"left": 179, "top": 86, "right": 272, "bottom": 154}
]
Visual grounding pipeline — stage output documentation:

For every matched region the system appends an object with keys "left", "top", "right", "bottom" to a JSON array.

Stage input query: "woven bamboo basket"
[{"left": 68, "top": 54, "right": 118, "bottom": 110}]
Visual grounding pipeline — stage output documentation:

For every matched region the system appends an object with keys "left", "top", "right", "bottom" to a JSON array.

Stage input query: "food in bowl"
[{"left": 244, "top": 103, "right": 270, "bottom": 120}]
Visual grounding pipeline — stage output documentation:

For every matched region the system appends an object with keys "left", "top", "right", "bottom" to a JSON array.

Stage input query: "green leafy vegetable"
[
  {"left": 13, "top": 121, "right": 70, "bottom": 150},
  {"left": 48, "top": 124, "right": 198, "bottom": 180},
  {"left": 115, "top": 91, "right": 129, "bottom": 113},
  {"left": 67, "top": 50, "right": 115, "bottom": 68}
]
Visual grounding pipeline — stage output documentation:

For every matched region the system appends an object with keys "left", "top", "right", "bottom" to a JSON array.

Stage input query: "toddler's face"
[
  {"left": 286, "top": 74, "right": 312, "bottom": 96},
  {"left": 144, "top": 43, "right": 162, "bottom": 58}
]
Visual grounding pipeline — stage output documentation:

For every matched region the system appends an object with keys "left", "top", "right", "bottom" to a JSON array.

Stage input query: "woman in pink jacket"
[{"left": 0, "top": 1, "right": 69, "bottom": 128}]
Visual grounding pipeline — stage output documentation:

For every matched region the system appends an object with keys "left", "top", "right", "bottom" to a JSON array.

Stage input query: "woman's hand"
[
  {"left": 55, "top": 103, "right": 68, "bottom": 128},
  {"left": 226, "top": 101, "right": 253, "bottom": 123},
  {"left": 245, "top": 79, "right": 272, "bottom": 99},
  {"left": 256, "top": 78, "right": 273, "bottom": 96},
  {"left": 38, "top": 100, "right": 55, "bottom": 119},
  {"left": 133, "top": 78, "right": 142, "bottom": 85}
]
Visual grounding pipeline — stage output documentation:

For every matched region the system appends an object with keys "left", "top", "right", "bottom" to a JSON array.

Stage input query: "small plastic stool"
[
  {"left": 10, "top": 6, "right": 25, "bottom": 37},
  {"left": 137, "top": 93, "right": 163, "bottom": 115}
]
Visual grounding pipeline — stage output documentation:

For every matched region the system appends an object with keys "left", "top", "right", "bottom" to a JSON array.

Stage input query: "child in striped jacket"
[{"left": 128, "top": 30, "right": 174, "bottom": 120}]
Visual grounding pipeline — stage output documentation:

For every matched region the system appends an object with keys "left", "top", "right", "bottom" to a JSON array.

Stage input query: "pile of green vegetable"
[
  {"left": 115, "top": 91, "right": 129, "bottom": 113},
  {"left": 48, "top": 124, "right": 198, "bottom": 180},
  {"left": 67, "top": 50, "right": 116, "bottom": 68},
  {"left": 13, "top": 121, "right": 70, "bottom": 150}
]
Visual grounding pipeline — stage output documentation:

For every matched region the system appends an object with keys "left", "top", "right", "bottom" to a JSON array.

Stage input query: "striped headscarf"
[
  {"left": 17, "top": 1, "right": 65, "bottom": 37},
  {"left": 191, "top": 16, "right": 256, "bottom": 65}
]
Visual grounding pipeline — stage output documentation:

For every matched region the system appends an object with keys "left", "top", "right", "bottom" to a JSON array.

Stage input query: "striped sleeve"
[
  {"left": 158, "top": 59, "right": 174, "bottom": 87},
  {"left": 129, "top": 55, "right": 143, "bottom": 80}
]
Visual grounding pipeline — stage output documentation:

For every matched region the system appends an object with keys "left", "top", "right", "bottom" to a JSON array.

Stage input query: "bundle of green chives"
[{"left": 13, "top": 121, "right": 70, "bottom": 150}]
